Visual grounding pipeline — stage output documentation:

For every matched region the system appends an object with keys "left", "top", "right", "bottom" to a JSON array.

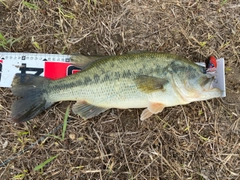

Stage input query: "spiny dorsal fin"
[
  {"left": 70, "top": 54, "right": 105, "bottom": 70},
  {"left": 134, "top": 75, "right": 168, "bottom": 93}
]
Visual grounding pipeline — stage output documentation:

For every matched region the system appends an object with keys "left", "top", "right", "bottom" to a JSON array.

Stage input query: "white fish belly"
[{"left": 71, "top": 80, "right": 150, "bottom": 109}]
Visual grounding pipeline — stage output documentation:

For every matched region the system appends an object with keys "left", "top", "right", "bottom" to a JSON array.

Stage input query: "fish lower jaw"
[
  {"left": 182, "top": 89, "right": 221, "bottom": 102},
  {"left": 175, "top": 86, "right": 222, "bottom": 103},
  {"left": 202, "top": 88, "right": 222, "bottom": 99}
]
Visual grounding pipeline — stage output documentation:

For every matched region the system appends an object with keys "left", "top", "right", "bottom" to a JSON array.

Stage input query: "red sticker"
[
  {"left": 44, "top": 62, "right": 80, "bottom": 80},
  {"left": 0, "top": 59, "right": 3, "bottom": 63},
  {"left": 209, "top": 56, "right": 217, "bottom": 68}
]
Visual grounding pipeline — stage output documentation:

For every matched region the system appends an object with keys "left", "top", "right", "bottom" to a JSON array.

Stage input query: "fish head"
[{"left": 171, "top": 62, "right": 222, "bottom": 103}]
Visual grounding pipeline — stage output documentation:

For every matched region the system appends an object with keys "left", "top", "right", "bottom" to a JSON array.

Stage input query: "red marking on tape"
[
  {"left": 0, "top": 60, "right": 3, "bottom": 63},
  {"left": 44, "top": 62, "right": 80, "bottom": 80}
]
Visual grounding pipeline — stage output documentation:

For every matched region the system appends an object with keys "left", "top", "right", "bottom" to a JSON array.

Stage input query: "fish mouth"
[
  {"left": 201, "top": 76, "right": 216, "bottom": 91},
  {"left": 201, "top": 77, "right": 222, "bottom": 99},
  {"left": 182, "top": 76, "right": 221, "bottom": 102}
]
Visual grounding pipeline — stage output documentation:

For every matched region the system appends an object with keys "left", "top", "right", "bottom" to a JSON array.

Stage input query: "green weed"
[
  {"left": 31, "top": 37, "right": 42, "bottom": 51},
  {"left": 48, "top": 105, "right": 70, "bottom": 141},
  {"left": 195, "top": 131, "right": 209, "bottom": 141},
  {"left": 0, "top": 33, "right": 21, "bottom": 50},
  {"left": 34, "top": 155, "right": 58, "bottom": 171},
  {"left": 22, "top": 1, "right": 39, "bottom": 10},
  {"left": 221, "top": 0, "right": 228, "bottom": 6},
  {"left": 199, "top": 41, "right": 207, "bottom": 47},
  {"left": 58, "top": 7, "right": 75, "bottom": 19},
  {"left": 62, "top": 105, "right": 70, "bottom": 140},
  {"left": 13, "top": 170, "right": 28, "bottom": 180},
  {"left": 0, "top": 0, "right": 8, "bottom": 8}
]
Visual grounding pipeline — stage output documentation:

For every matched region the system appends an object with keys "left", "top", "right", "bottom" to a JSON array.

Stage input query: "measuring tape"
[
  {"left": 0, "top": 52, "right": 226, "bottom": 97},
  {"left": 0, "top": 52, "right": 81, "bottom": 87}
]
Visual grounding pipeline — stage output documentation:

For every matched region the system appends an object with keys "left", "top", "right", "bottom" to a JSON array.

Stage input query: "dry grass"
[{"left": 0, "top": 0, "right": 240, "bottom": 179}]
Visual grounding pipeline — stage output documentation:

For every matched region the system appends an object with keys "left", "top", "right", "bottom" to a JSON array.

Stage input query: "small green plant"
[
  {"left": 0, "top": 33, "right": 21, "bottom": 50},
  {"left": 47, "top": 105, "right": 70, "bottom": 141},
  {"left": 34, "top": 155, "right": 58, "bottom": 171},
  {"left": 199, "top": 41, "right": 207, "bottom": 47},
  {"left": 195, "top": 131, "right": 209, "bottom": 141},
  {"left": 62, "top": 105, "right": 70, "bottom": 140},
  {"left": 0, "top": 0, "right": 9, "bottom": 8},
  {"left": 221, "top": 0, "right": 228, "bottom": 6},
  {"left": 198, "top": 109, "right": 203, "bottom": 116},
  {"left": 18, "top": 131, "right": 30, "bottom": 136},
  {"left": 13, "top": 170, "right": 28, "bottom": 180},
  {"left": 184, "top": 126, "right": 190, "bottom": 132},
  {"left": 22, "top": 1, "right": 39, "bottom": 10},
  {"left": 58, "top": 7, "right": 75, "bottom": 19},
  {"left": 31, "top": 36, "right": 42, "bottom": 51},
  {"left": 16, "top": 130, "right": 33, "bottom": 150}
]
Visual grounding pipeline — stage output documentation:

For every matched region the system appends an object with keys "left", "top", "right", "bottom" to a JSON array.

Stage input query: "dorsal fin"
[{"left": 70, "top": 54, "right": 105, "bottom": 70}]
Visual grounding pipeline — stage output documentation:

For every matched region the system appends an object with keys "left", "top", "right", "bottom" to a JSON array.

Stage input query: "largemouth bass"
[{"left": 11, "top": 52, "right": 221, "bottom": 123}]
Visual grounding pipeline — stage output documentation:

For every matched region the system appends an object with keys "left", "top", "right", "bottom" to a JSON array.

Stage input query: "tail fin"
[{"left": 11, "top": 73, "right": 52, "bottom": 123}]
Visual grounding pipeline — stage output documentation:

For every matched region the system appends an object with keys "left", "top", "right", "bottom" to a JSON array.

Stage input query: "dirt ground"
[{"left": 0, "top": 0, "right": 239, "bottom": 179}]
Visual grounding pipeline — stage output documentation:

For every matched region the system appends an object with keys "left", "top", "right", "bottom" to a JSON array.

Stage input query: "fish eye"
[
  {"left": 201, "top": 67, "right": 207, "bottom": 74},
  {"left": 209, "top": 63, "right": 214, "bottom": 68}
]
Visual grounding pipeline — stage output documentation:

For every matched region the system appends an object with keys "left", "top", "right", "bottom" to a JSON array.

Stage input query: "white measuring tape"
[
  {"left": 0, "top": 52, "right": 226, "bottom": 97},
  {"left": 0, "top": 52, "right": 80, "bottom": 87}
]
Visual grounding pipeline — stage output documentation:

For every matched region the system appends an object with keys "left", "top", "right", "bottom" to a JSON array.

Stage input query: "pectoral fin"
[
  {"left": 72, "top": 101, "right": 108, "bottom": 119},
  {"left": 134, "top": 75, "right": 168, "bottom": 93},
  {"left": 148, "top": 102, "right": 165, "bottom": 114},
  {"left": 140, "top": 102, "right": 165, "bottom": 121}
]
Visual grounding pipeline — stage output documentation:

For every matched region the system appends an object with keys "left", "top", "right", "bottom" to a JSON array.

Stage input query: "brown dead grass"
[{"left": 0, "top": 0, "right": 240, "bottom": 179}]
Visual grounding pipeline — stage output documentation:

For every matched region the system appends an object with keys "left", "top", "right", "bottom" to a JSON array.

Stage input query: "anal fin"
[{"left": 72, "top": 101, "right": 108, "bottom": 119}]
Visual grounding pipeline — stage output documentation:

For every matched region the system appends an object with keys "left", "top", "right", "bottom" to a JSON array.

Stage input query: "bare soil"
[{"left": 0, "top": 0, "right": 239, "bottom": 179}]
